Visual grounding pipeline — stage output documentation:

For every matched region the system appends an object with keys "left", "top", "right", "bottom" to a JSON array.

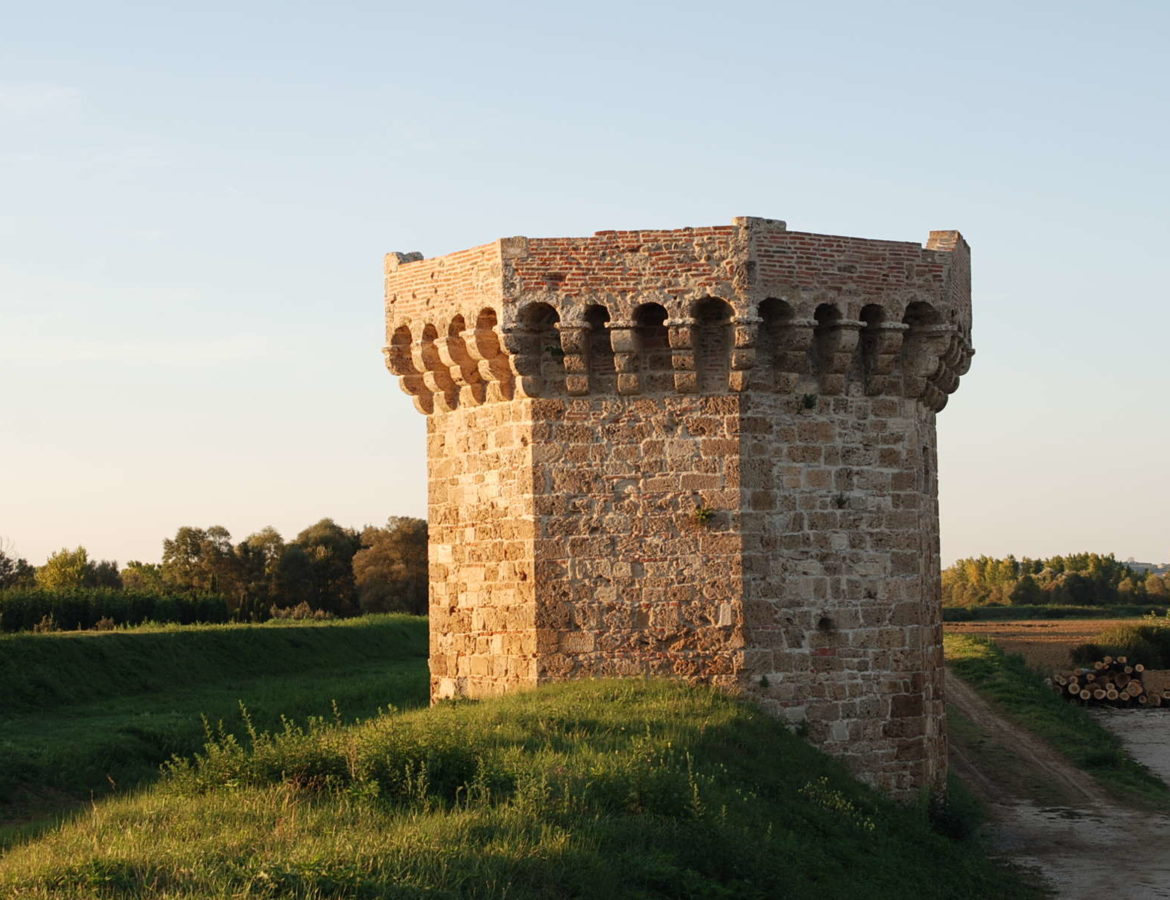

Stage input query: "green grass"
[
  {"left": 1069, "top": 621, "right": 1170, "bottom": 668},
  {"left": 943, "top": 604, "right": 1170, "bottom": 622},
  {"left": 944, "top": 633, "right": 1170, "bottom": 808},
  {"left": 0, "top": 615, "right": 425, "bottom": 714},
  {"left": 0, "top": 616, "right": 429, "bottom": 841},
  {"left": 0, "top": 679, "right": 1040, "bottom": 899}
]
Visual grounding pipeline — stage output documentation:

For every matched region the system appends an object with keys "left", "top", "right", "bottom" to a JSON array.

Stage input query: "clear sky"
[{"left": 2, "top": 1, "right": 1167, "bottom": 567}]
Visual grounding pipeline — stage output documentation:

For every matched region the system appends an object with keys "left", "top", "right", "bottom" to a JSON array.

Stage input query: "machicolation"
[{"left": 382, "top": 216, "right": 973, "bottom": 797}]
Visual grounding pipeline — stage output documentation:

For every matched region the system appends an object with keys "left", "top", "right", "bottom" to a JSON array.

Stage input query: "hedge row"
[
  {"left": 943, "top": 603, "right": 1170, "bottom": 622},
  {"left": 0, "top": 589, "right": 230, "bottom": 633}
]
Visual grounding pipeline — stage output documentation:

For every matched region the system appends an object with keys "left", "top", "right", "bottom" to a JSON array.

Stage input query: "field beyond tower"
[{"left": 383, "top": 217, "right": 972, "bottom": 796}]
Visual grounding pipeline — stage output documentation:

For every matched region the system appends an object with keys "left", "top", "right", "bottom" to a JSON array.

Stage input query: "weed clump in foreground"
[{"left": 0, "top": 680, "right": 1040, "bottom": 899}]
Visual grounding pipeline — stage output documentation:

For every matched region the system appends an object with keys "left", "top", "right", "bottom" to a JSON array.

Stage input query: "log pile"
[{"left": 1051, "top": 657, "right": 1170, "bottom": 707}]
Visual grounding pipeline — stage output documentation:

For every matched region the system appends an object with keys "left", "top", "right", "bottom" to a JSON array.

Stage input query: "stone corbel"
[
  {"left": 608, "top": 322, "right": 640, "bottom": 395},
  {"left": 417, "top": 337, "right": 459, "bottom": 412},
  {"left": 818, "top": 319, "right": 863, "bottom": 395},
  {"left": 862, "top": 322, "right": 909, "bottom": 396},
  {"left": 558, "top": 324, "right": 591, "bottom": 396},
  {"left": 667, "top": 318, "right": 696, "bottom": 394},
  {"left": 382, "top": 343, "right": 434, "bottom": 415},
  {"left": 901, "top": 323, "right": 956, "bottom": 407},
  {"left": 780, "top": 318, "right": 816, "bottom": 393},
  {"left": 463, "top": 326, "right": 515, "bottom": 403},
  {"left": 437, "top": 332, "right": 486, "bottom": 406},
  {"left": 502, "top": 325, "right": 543, "bottom": 399},
  {"left": 729, "top": 315, "right": 760, "bottom": 392}
]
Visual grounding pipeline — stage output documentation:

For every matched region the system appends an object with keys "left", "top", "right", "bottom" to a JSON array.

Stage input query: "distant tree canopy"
[
  {"left": 120, "top": 561, "right": 166, "bottom": 593},
  {"left": 942, "top": 552, "right": 1167, "bottom": 607},
  {"left": 151, "top": 516, "right": 427, "bottom": 618},
  {"left": 0, "top": 514, "right": 429, "bottom": 626},
  {"left": 0, "top": 543, "right": 35, "bottom": 590},
  {"left": 36, "top": 547, "right": 122, "bottom": 591},
  {"left": 353, "top": 516, "right": 429, "bottom": 615}
]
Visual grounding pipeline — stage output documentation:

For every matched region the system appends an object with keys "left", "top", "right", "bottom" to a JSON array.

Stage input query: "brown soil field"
[{"left": 944, "top": 619, "right": 1144, "bottom": 672}]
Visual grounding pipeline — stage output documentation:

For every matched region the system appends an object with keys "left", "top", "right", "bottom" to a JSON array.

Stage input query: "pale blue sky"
[{"left": 2, "top": 1, "right": 1167, "bottom": 566}]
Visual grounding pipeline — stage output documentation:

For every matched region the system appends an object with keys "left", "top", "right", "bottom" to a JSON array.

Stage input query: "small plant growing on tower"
[
  {"left": 800, "top": 393, "right": 817, "bottom": 410},
  {"left": 692, "top": 505, "right": 716, "bottom": 527}
]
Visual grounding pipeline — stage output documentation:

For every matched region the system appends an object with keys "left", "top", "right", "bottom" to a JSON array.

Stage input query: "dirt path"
[{"left": 946, "top": 671, "right": 1170, "bottom": 898}]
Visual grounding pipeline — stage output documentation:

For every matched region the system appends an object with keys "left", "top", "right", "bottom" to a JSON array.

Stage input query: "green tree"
[
  {"left": 353, "top": 516, "right": 428, "bottom": 614},
  {"left": 233, "top": 527, "right": 286, "bottom": 619},
  {"left": 121, "top": 561, "right": 166, "bottom": 592},
  {"left": 278, "top": 519, "right": 360, "bottom": 615},
  {"left": 274, "top": 543, "right": 315, "bottom": 609},
  {"left": 162, "top": 526, "right": 238, "bottom": 596},
  {"left": 91, "top": 559, "right": 123, "bottom": 589},
  {"left": 1009, "top": 573, "right": 1044, "bottom": 606},
  {"left": 37, "top": 547, "right": 95, "bottom": 590},
  {"left": 0, "top": 542, "right": 35, "bottom": 589}
]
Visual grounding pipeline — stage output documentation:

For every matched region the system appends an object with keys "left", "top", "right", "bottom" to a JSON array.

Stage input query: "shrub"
[
  {"left": 269, "top": 601, "right": 334, "bottom": 621},
  {"left": 1071, "top": 623, "right": 1170, "bottom": 669}
]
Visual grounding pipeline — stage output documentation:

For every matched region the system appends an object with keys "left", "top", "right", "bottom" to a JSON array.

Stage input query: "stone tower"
[{"left": 382, "top": 217, "right": 972, "bottom": 797}]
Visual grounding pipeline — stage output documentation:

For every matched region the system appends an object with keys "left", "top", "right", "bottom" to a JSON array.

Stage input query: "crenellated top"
[{"left": 383, "top": 217, "right": 973, "bottom": 415}]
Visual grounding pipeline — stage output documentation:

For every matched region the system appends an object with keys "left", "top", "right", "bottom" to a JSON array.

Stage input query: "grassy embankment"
[
  {"left": 944, "top": 632, "right": 1170, "bottom": 807},
  {"left": 0, "top": 615, "right": 429, "bottom": 843},
  {"left": 0, "top": 678, "right": 1040, "bottom": 899}
]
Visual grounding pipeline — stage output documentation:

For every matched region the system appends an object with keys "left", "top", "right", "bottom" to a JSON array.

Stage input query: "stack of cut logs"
[{"left": 1051, "top": 657, "right": 1170, "bottom": 707}]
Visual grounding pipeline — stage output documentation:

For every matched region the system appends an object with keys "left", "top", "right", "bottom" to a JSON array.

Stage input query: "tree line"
[
  {"left": 943, "top": 552, "right": 1169, "bottom": 607},
  {"left": 0, "top": 516, "right": 428, "bottom": 619}
]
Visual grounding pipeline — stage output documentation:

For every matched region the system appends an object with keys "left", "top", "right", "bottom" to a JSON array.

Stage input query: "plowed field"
[{"left": 944, "top": 619, "right": 1142, "bottom": 672}]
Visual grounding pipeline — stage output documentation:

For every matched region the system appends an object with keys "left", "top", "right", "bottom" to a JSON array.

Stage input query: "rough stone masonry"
[{"left": 382, "top": 217, "right": 972, "bottom": 797}]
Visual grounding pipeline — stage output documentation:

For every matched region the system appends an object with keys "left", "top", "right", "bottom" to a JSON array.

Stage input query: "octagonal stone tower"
[{"left": 383, "top": 217, "right": 972, "bottom": 797}]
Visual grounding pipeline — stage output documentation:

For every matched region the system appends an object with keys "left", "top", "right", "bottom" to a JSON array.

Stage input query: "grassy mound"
[
  {"left": 0, "top": 680, "right": 1038, "bottom": 899},
  {"left": 0, "top": 615, "right": 425, "bottom": 714},
  {"left": 945, "top": 633, "right": 1169, "bottom": 806},
  {"left": 0, "top": 616, "right": 429, "bottom": 833}
]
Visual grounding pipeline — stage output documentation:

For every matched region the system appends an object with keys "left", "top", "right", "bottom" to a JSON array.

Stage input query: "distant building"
[{"left": 1126, "top": 560, "right": 1170, "bottom": 576}]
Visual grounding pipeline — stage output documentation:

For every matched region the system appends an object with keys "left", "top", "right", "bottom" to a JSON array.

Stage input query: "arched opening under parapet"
[
  {"left": 692, "top": 297, "right": 733, "bottom": 394},
  {"left": 476, "top": 307, "right": 499, "bottom": 332},
  {"left": 634, "top": 302, "right": 672, "bottom": 392},
  {"left": 811, "top": 303, "right": 842, "bottom": 375},
  {"left": 519, "top": 301, "right": 565, "bottom": 390},
  {"left": 903, "top": 301, "right": 941, "bottom": 329},
  {"left": 584, "top": 304, "right": 615, "bottom": 393},
  {"left": 858, "top": 304, "right": 884, "bottom": 384},
  {"left": 757, "top": 298, "right": 795, "bottom": 385},
  {"left": 391, "top": 323, "right": 413, "bottom": 356}
]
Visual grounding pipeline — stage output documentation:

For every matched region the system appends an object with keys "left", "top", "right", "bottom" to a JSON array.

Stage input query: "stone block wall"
[{"left": 383, "top": 217, "right": 972, "bottom": 797}]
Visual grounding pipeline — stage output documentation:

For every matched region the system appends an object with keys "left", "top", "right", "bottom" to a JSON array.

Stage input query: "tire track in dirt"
[{"left": 946, "top": 670, "right": 1170, "bottom": 899}]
